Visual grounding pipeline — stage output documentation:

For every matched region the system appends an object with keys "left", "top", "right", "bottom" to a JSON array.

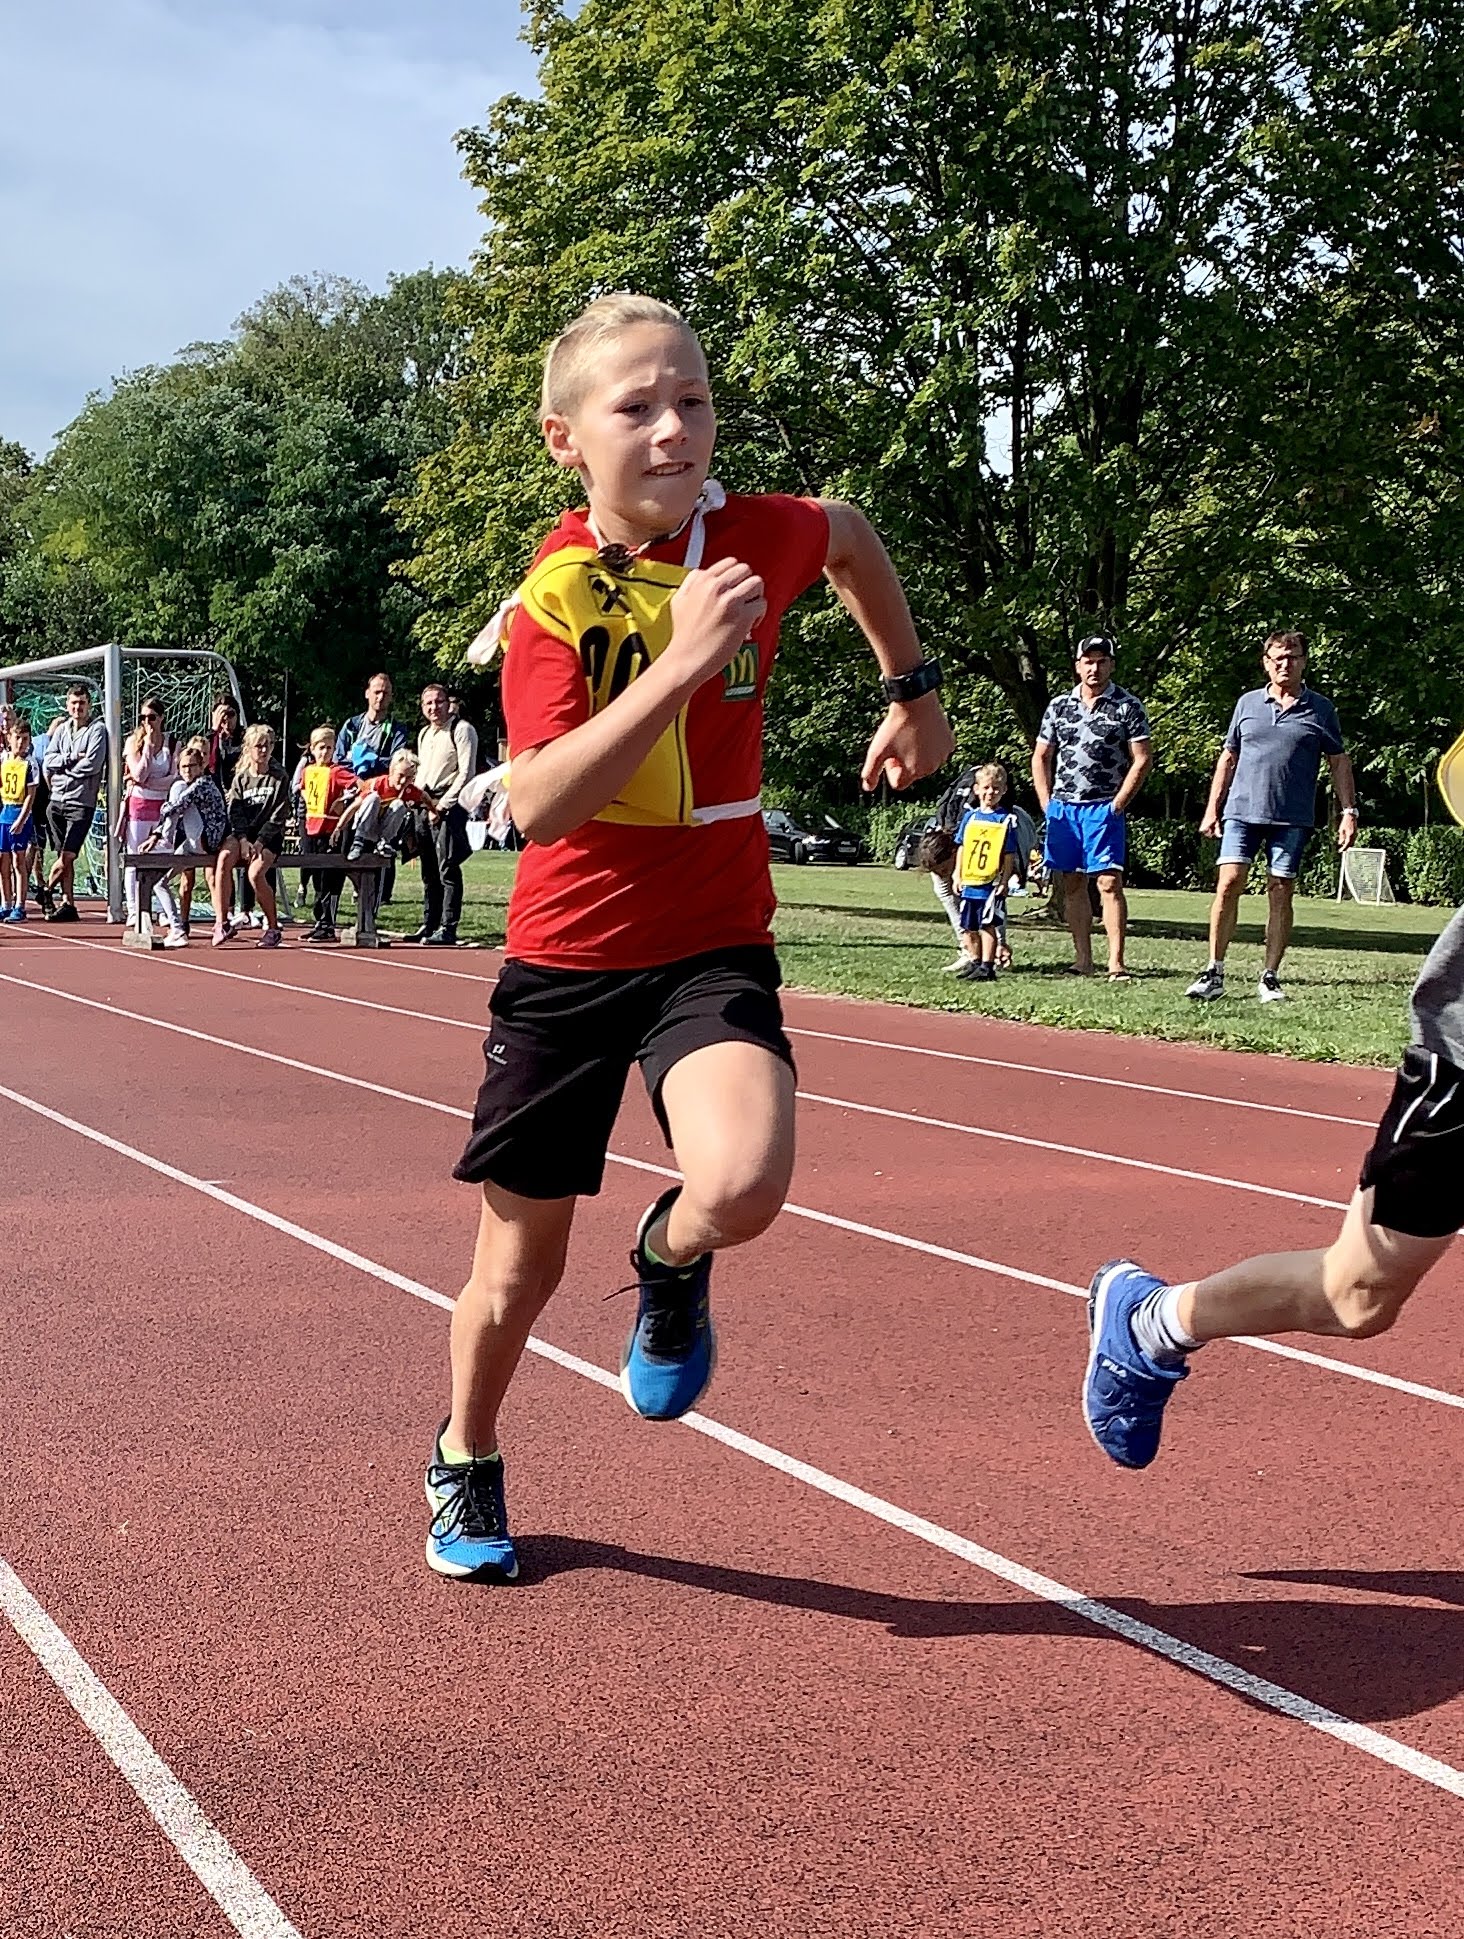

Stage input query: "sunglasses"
[{"left": 141, "top": 712, "right": 161, "bottom": 722}]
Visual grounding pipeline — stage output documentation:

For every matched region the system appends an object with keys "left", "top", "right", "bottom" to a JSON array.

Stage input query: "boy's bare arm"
[
  {"left": 819, "top": 500, "right": 954, "bottom": 790},
  {"left": 510, "top": 557, "right": 765, "bottom": 845}
]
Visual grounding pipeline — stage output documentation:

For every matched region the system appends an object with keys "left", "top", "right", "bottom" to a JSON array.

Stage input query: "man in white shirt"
[{"left": 414, "top": 681, "right": 479, "bottom": 946}]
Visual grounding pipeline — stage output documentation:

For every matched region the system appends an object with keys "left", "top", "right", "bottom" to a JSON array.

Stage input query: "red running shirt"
[{"left": 502, "top": 493, "right": 830, "bottom": 969}]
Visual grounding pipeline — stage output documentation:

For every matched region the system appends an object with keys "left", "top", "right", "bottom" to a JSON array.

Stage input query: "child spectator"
[
  {"left": 332, "top": 747, "right": 424, "bottom": 861},
  {"left": 953, "top": 763, "right": 1021, "bottom": 983},
  {"left": 292, "top": 724, "right": 358, "bottom": 944},
  {"left": 213, "top": 724, "right": 289, "bottom": 948},
  {"left": 0, "top": 714, "right": 40, "bottom": 921},
  {"left": 916, "top": 826, "right": 968, "bottom": 973},
  {"left": 422, "top": 291, "right": 953, "bottom": 1581},
  {"left": 139, "top": 741, "right": 228, "bottom": 947},
  {"left": 120, "top": 697, "right": 178, "bottom": 927}
]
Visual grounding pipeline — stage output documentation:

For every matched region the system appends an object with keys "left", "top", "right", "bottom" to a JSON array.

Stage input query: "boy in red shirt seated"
[
  {"left": 292, "top": 723, "right": 359, "bottom": 943},
  {"left": 333, "top": 748, "right": 425, "bottom": 861},
  {"left": 425, "top": 292, "right": 953, "bottom": 1581}
]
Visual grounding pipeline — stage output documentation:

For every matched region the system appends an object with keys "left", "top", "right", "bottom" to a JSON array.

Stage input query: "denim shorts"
[
  {"left": 1044, "top": 798, "right": 1126, "bottom": 875},
  {"left": 1218, "top": 821, "right": 1308, "bottom": 878}
]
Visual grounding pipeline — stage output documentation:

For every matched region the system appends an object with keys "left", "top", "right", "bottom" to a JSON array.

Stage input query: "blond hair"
[
  {"left": 241, "top": 723, "right": 275, "bottom": 757},
  {"left": 974, "top": 763, "right": 1008, "bottom": 792},
  {"left": 540, "top": 294, "right": 701, "bottom": 418},
  {"left": 387, "top": 748, "right": 418, "bottom": 781}
]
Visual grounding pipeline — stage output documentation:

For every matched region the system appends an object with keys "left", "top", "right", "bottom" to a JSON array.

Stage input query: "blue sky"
[{"left": 0, "top": 0, "right": 536, "bottom": 457}]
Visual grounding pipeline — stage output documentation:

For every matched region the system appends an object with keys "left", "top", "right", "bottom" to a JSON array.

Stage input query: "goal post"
[
  {"left": 0, "top": 643, "right": 246, "bottom": 920},
  {"left": 1337, "top": 846, "right": 1395, "bottom": 904}
]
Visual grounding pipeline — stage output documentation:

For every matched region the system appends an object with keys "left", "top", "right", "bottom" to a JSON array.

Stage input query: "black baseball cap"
[{"left": 1075, "top": 634, "right": 1117, "bottom": 659}]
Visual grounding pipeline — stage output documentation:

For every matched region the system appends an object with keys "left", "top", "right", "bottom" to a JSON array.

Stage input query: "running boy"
[
  {"left": 1083, "top": 909, "right": 1464, "bottom": 1468},
  {"left": 951, "top": 765, "right": 1021, "bottom": 983},
  {"left": 427, "top": 292, "right": 953, "bottom": 1580},
  {"left": 0, "top": 714, "right": 40, "bottom": 921}
]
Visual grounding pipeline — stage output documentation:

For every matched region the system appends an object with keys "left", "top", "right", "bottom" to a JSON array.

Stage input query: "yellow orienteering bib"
[
  {"left": 1438, "top": 728, "right": 1464, "bottom": 829},
  {"left": 958, "top": 813, "right": 1011, "bottom": 889},
  {"left": 1, "top": 756, "right": 29, "bottom": 810},
  {"left": 301, "top": 763, "right": 338, "bottom": 823},
  {"left": 517, "top": 546, "right": 695, "bottom": 827}
]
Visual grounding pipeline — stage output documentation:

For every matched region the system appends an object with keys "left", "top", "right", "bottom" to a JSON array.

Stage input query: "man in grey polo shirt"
[{"left": 1186, "top": 630, "right": 1356, "bottom": 1003}]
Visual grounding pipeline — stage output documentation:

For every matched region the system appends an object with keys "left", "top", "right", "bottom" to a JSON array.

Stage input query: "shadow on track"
[{"left": 509, "top": 1537, "right": 1464, "bottom": 1723}]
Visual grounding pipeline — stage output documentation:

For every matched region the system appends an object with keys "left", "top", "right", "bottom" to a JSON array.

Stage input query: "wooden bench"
[{"left": 123, "top": 850, "right": 393, "bottom": 949}]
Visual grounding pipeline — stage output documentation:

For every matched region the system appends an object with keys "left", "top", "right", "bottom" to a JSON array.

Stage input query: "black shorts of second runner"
[
  {"left": 453, "top": 945, "right": 796, "bottom": 1200},
  {"left": 1358, "top": 1044, "right": 1464, "bottom": 1239},
  {"left": 45, "top": 804, "right": 91, "bottom": 855}
]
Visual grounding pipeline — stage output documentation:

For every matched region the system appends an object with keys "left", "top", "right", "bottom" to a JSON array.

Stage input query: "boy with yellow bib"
[{"left": 425, "top": 293, "right": 954, "bottom": 1580}]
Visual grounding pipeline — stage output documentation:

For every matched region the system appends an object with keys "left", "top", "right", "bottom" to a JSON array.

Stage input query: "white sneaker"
[
  {"left": 248, "top": 910, "right": 266, "bottom": 929},
  {"left": 1257, "top": 971, "right": 1286, "bottom": 1002},
  {"left": 1185, "top": 965, "right": 1225, "bottom": 1002},
  {"left": 163, "top": 927, "right": 189, "bottom": 949},
  {"left": 942, "top": 954, "right": 969, "bottom": 973}
]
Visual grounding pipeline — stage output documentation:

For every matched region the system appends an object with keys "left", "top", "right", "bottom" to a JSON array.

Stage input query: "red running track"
[{"left": 1, "top": 922, "right": 1461, "bottom": 1937}]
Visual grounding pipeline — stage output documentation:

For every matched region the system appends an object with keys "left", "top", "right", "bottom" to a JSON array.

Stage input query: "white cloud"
[{"left": 0, "top": 0, "right": 534, "bottom": 454}]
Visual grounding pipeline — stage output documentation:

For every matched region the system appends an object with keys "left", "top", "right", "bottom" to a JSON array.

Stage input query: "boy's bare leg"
[
  {"left": 646, "top": 1041, "right": 796, "bottom": 1265},
  {"left": 1096, "top": 869, "right": 1128, "bottom": 975},
  {"left": 445, "top": 1183, "right": 576, "bottom": 1454},
  {"left": 1178, "top": 1188, "right": 1453, "bottom": 1343},
  {"left": 1061, "top": 871, "right": 1094, "bottom": 973}
]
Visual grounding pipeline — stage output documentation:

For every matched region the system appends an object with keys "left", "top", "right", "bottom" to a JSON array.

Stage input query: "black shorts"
[
  {"left": 45, "top": 805, "right": 91, "bottom": 855},
  {"left": 1358, "top": 1045, "right": 1464, "bottom": 1238},
  {"left": 453, "top": 945, "right": 795, "bottom": 1199}
]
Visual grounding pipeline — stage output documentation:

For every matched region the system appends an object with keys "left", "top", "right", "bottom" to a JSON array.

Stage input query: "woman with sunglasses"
[{"left": 119, "top": 697, "right": 177, "bottom": 927}]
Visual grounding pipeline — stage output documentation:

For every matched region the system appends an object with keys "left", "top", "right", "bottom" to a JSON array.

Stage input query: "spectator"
[
  {"left": 212, "top": 724, "right": 289, "bottom": 948},
  {"left": 119, "top": 696, "right": 178, "bottom": 927},
  {"left": 42, "top": 682, "right": 107, "bottom": 922},
  {"left": 1186, "top": 630, "right": 1357, "bottom": 1004},
  {"left": 414, "top": 682, "right": 478, "bottom": 947},
  {"left": 0, "top": 713, "right": 40, "bottom": 922},
  {"left": 334, "top": 748, "right": 425, "bottom": 861},
  {"left": 1031, "top": 635, "right": 1152, "bottom": 980},
  {"left": 140, "top": 741, "right": 228, "bottom": 948},
  {"left": 917, "top": 826, "right": 968, "bottom": 973},
  {"left": 207, "top": 697, "right": 243, "bottom": 791},
  {"left": 335, "top": 672, "right": 407, "bottom": 780},
  {"left": 25, "top": 713, "right": 52, "bottom": 914},
  {"left": 291, "top": 724, "right": 359, "bottom": 945}
]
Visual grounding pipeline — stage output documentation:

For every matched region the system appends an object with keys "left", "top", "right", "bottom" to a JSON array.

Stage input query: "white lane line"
[
  {"left": 33, "top": 944, "right": 1353, "bottom": 1214},
  {"left": 3, "top": 967, "right": 1458, "bottom": 1411},
  {"left": 3, "top": 1079, "right": 1462, "bottom": 1807},
  {"left": 788, "top": 1025, "right": 1380, "bottom": 1129},
  {"left": 26, "top": 926, "right": 1383, "bottom": 1127},
  {"left": 0, "top": 1557, "right": 303, "bottom": 1938}
]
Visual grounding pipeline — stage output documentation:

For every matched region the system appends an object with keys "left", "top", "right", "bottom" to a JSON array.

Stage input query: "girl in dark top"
[{"left": 213, "top": 723, "right": 289, "bottom": 948}]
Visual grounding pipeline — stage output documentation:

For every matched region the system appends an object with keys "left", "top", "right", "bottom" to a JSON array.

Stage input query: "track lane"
[
  {"left": 3, "top": 1088, "right": 1463, "bottom": 1937},
  {"left": 7, "top": 987, "right": 1464, "bottom": 1767}
]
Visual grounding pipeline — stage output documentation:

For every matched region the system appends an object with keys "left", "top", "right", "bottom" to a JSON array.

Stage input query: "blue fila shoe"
[
  {"left": 1083, "top": 1260, "right": 1188, "bottom": 1470},
  {"left": 620, "top": 1187, "right": 716, "bottom": 1421},
  {"left": 424, "top": 1427, "right": 519, "bottom": 1581}
]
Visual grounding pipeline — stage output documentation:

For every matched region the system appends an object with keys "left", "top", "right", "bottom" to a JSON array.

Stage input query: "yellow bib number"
[
  {"left": 960, "top": 817, "right": 1007, "bottom": 888},
  {"left": 302, "top": 764, "right": 335, "bottom": 820},
  {"left": 0, "top": 757, "right": 27, "bottom": 810}
]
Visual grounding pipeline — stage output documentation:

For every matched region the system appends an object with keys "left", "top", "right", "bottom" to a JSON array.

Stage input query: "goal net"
[{"left": 1337, "top": 847, "right": 1395, "bottom": 904}]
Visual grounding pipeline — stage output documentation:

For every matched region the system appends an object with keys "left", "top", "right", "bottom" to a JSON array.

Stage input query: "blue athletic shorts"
[
  {"left": 0, "top": 812, "right": 32, "bottom": 854},
  {"left": 959, "top": 889, "right": 1002, "bottom": 933},
  {"left": 1217, "top": 820, "right": 1308, "bottom": 878},
  {"left": 1043, "top": 799, "right": 1126, "bottom": 875}
]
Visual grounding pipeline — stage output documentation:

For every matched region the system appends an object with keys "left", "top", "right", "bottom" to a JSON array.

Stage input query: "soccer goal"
[
  {"left": 0, "top": 642, "right": 246, "bottom": 920},
  {"left": 1337, "top": 846, "right": 1396, "bottom": 904}
]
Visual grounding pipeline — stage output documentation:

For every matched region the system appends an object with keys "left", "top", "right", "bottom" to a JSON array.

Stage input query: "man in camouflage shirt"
[{"left": 1031, "top": 635, "right": 1152, "bottom": 979}]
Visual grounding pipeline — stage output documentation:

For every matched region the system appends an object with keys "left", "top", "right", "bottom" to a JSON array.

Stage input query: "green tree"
[{"left": 404, "top": 0, "right": 1464, "bottom": 812}]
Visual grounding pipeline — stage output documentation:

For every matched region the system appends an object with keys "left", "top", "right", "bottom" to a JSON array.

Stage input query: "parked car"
[
  {"left": 763, "top": 808, "right": 864, "bottom": 865},
  {"left": 891, "top": 814, "right": 938, "bottom": 869}
]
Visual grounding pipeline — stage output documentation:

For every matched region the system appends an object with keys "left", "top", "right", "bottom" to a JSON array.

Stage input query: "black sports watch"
[{"left": 880, "top": 658, "right": 943, "bottom": 704}]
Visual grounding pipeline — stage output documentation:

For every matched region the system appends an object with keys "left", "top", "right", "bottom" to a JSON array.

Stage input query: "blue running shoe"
[
  {"left": 424, "top": 1427, "right": 519, "bottom": 1581},
  {"left": 620, "top": 1187, "right": 716, "bottom": 1421},
  {"left": 1083, "top": 1259, "right": 1188, "bottom": 1469}
]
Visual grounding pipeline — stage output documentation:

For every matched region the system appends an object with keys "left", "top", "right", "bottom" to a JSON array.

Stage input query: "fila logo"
[
  {"left": 486, "top": 1041, "right": 508, "bottom": 1066},
  {"left": 723, "top": 641, "right": 758, "bottom": 701}
]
